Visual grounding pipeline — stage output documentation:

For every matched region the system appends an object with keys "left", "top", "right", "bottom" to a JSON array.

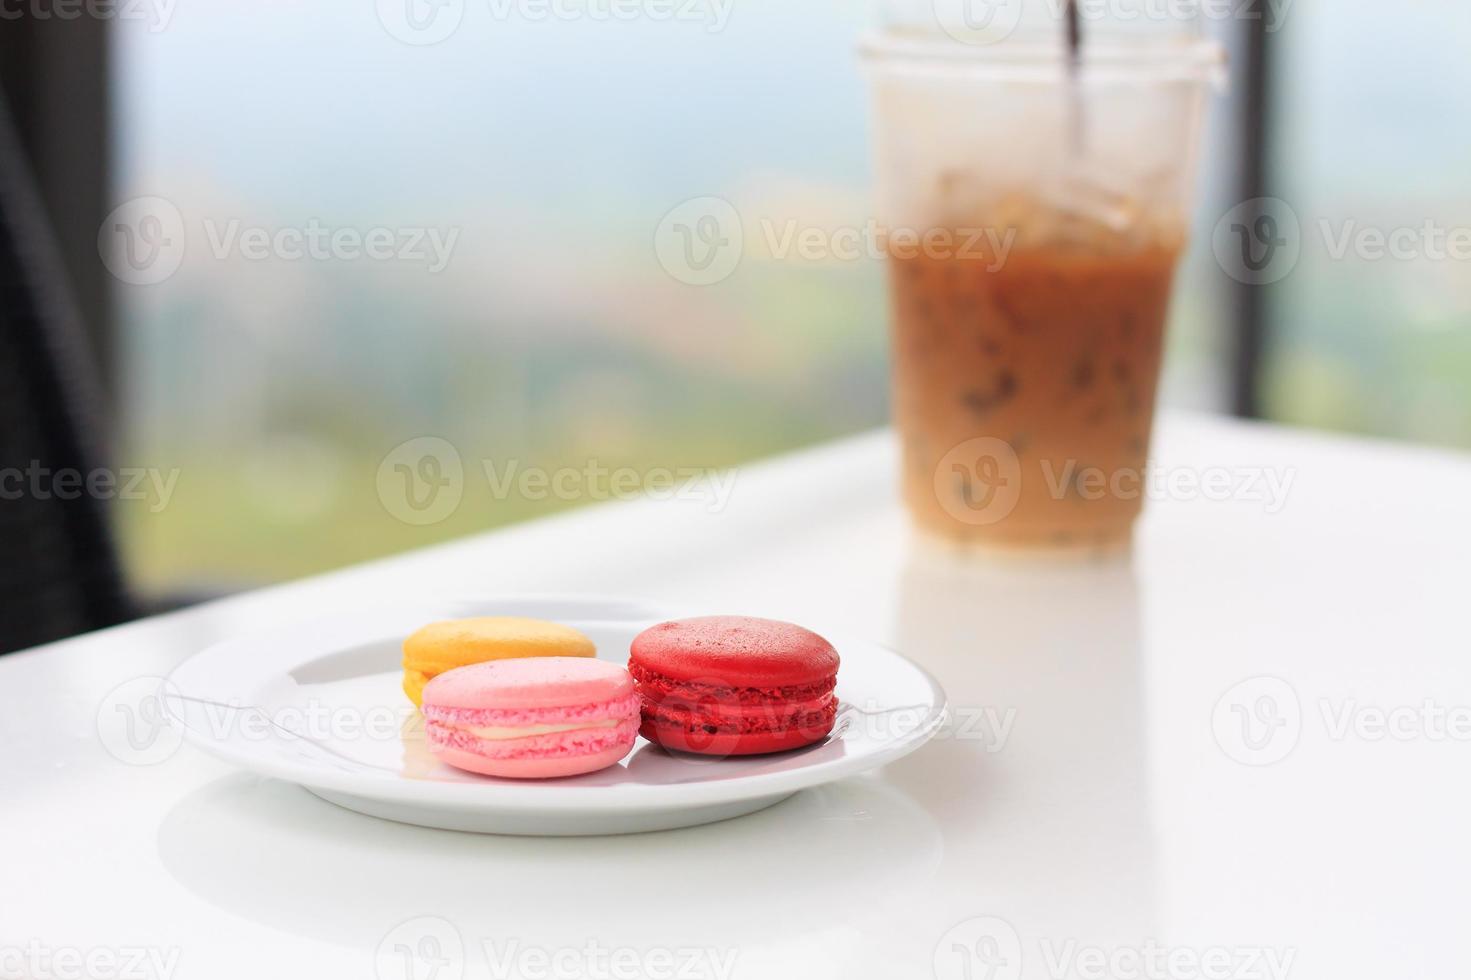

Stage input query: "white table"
[{"left": 5, "top": 413, "right": 1470, "bottom": 980}]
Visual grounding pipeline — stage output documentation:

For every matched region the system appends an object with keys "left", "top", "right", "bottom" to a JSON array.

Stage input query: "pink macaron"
[{"left": 422, "top": 657, "right": 639, "bottom": 778}]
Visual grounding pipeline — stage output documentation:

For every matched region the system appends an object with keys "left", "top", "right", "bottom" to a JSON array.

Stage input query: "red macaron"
[{"left": 628, "top": 616, "right": 840, "bottom": 756}]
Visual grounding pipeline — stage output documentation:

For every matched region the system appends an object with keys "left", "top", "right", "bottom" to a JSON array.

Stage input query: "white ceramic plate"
[{"left": 164, "top": 596, "right": 947, "bottom": 835}]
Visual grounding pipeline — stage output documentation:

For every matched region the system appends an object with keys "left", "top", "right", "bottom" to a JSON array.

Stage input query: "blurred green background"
[{"left": 111, "top": 0, "right": 1471, "bottom": 597}]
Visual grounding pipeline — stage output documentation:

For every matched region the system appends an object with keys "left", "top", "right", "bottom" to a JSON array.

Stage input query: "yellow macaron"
[{"left": 401, "top": 616, "right": 596, "bottom": 707}]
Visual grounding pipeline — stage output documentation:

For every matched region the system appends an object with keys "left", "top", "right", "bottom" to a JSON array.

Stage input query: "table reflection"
[{"left": 891, "top": 538, "right": 1156, "bottom": 959}]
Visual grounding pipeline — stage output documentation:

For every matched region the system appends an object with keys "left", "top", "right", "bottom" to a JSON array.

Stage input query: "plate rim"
[{"left": 164, "top": 595, "right": 949, "bottom": 813}]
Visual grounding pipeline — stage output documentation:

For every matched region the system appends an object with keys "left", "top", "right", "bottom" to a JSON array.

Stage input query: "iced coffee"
[
  {"left": 888, "top": 208, "right": 1183, "bottom": 548},
  {"left": 864, "top": 31, "right": 1218, "bottom": 550}
]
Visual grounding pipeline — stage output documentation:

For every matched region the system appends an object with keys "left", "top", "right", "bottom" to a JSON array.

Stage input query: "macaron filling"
[
  {"left": 643, "top": 696, "right": 838, "bottom": 737},
  {"left": 427, "top": 719, "right": 638, "bottom": 760},
  {"left": 424, "top": 693, "right": 639, "bottom": 729},
  {"left": 629, "top": 663, "right": 838, "bottom": 739},
  {"left": 464, "top": 718, "right": 623, "bottom": 740},
  {"left": 423, "top": 693, "right": 639, "bottom": 759},
  {"left": 628, "top": 663, "right": 837, "bottom": 706}
]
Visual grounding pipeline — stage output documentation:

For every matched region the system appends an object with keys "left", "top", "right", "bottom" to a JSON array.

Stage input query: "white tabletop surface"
[{"left": 5, "top": 412, "right": 1470, "bottom": 980}]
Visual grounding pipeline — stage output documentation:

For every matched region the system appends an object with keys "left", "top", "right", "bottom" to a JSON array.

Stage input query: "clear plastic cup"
[{"left": 863, "top": 27, "right": 1223, "bottom": 551}]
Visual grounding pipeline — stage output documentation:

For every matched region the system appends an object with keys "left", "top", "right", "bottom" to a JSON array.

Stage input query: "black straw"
[
  {"left": 1064, "top": 0, "right": 1085, "bottom": 154},
  {"left": 1065, "top": 0, "right": 1082, "bottom": 68}
]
